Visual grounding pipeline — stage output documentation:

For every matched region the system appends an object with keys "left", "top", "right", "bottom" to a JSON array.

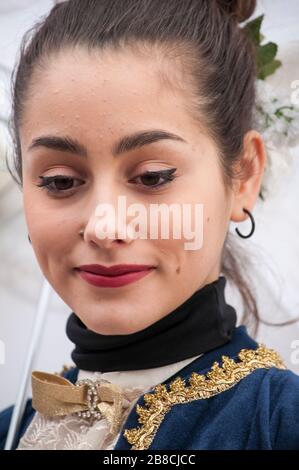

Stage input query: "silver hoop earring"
[{"left": 235, "top": 208, "right": 255, "bottom": 239}]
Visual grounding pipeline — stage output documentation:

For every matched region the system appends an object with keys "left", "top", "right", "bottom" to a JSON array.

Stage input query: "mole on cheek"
[{"left": 176, "top": 266, "right": 181, "bottom": 274}]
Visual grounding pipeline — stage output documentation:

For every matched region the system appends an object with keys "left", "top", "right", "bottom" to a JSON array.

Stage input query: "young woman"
[{"left": 1, "top": 0, "right": 299, "bottom": 450}]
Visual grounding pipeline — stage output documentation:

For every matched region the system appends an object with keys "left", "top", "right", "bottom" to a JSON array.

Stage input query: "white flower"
[
  {"left": 261, "top": 143, "right": 294, "bottom": 198},
  {"left": 254, "top": 79, "right": 299, "bottom": 149},
  {"left": 253, "top": 79, "right": 299, "bottom": 197}
]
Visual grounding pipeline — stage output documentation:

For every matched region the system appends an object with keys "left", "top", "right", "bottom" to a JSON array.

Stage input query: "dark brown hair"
[{"left": 7, "top": 0, "right": 264, "bottom": 333}]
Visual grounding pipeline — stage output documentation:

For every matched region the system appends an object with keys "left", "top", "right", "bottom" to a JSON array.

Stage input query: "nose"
[{"left": 80, "top": 198, "right": 135, "bottom": 249}]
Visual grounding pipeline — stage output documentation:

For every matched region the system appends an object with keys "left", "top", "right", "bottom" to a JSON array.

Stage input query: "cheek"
[
  {"left": 166, "top": 196, "right": 228, "bottom": 279},
  {"left": 148, "top": 169, "right": 228, "bottom": 269},
  {"left": 199, "top": 195, "right": 229, "bottom": 271},
  {"left": 23, "top": 178, "right": 68, "bottom": 237},
  {"left": 23, "top": 184, "right": 45, "bottom": 244},
  {"left": 23, "top": 185, "right": 72, "bottom": 273}
]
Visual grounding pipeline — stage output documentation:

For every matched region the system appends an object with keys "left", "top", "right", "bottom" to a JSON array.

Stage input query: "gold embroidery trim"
[{"left": 123, "top": 345, "right": 285, "bottom": 450}]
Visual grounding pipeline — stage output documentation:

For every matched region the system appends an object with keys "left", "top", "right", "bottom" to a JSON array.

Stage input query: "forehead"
[{"left": 20, "top": 46, "right": 203, "bottom": 147}]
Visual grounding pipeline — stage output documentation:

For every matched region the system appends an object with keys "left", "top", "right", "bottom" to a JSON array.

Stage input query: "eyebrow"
[{"left": 27, "top": 129, "right": 187, "bottom": 157}]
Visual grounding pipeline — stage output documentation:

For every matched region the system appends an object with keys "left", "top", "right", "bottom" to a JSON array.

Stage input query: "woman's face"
[{"left": 20, "top": 47, "right": 234, "bottom": 335}]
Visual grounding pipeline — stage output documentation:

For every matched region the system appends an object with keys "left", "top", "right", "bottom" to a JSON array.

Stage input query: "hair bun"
[{"left": 216, "top": 0, "right": 257, "bottom": 23}]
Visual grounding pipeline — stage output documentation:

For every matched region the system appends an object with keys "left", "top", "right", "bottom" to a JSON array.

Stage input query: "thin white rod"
[{"left": 4, "top": 278, "right": 52, "bottom": 450}]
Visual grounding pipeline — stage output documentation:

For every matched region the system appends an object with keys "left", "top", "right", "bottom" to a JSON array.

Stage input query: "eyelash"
[{"left": 35, "top": 168, "right": 177, "bottom": 195}]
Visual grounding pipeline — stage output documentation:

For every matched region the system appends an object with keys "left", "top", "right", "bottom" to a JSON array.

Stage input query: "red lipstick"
[{"left": 75, "top": 264, "right": 156, "bottom": 288}]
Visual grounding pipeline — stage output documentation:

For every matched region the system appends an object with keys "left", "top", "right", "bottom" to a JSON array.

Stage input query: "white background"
[{"left": 0, "top": 0, "right": 299, "bottom": 410}]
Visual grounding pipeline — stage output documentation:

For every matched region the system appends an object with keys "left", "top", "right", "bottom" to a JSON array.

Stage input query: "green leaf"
[
  {"left": 257, "top": 42, "right": 278, "bottom": 67},
  {"left": 244, "top": 14, "right": 264, "bottom": 46},
  {"left": 258, "top": 59, "right": 282, "bottom": 80}
]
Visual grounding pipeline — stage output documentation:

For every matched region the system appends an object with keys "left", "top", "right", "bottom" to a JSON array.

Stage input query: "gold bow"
[{"left": 31, "top": 371, "right": 126, "bottom": 436}]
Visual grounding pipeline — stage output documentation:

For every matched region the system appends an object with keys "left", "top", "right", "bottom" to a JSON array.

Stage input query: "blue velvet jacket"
[{"left": 1, "top": 326, "right": 299, "bottom": 450}]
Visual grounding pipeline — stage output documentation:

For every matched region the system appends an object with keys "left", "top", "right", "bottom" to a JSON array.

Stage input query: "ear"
[{"left": 230, "top": 130, "right": 267, "bottom": 223}]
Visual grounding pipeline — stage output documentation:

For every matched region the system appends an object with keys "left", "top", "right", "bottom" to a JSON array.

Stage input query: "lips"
[
  {"left": 75, "top": 264, "right": 156, "bottom": 288},
  {"left": 76, "top": 264, "right": 155, "bottom": 276}
]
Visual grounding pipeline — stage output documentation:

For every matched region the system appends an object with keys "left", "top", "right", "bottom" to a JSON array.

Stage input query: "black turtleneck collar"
[{"left": 66, "top": 275, "right": 237, "bottom": 372}]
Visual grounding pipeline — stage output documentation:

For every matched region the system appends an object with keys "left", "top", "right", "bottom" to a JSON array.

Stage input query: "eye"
[
  {"left": 129, "top": 168, "right": 177, "bottom": 190},
  {"left": 36, "top": 175, "right": 84, "bottom": 195}
]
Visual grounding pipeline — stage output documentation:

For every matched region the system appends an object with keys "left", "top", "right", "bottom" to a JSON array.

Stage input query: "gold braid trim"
[{"left": 123, "top": 345, "right": 285, "bottom": 450}]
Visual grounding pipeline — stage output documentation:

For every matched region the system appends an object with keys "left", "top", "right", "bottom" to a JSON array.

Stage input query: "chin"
[
  {"left": 80, "top": 312, "right": 133, "bottom": 335},
  {"left": 85, "top": 313, "right": 154, "bottom": 336}
]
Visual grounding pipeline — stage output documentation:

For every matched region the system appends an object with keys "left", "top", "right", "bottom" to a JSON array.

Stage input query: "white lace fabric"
[
  {"left": 17, "top": 354, "right": 202, "bottom": 450},
  {"left": 17, "top": 385, "right": 146, "bottom": 450}
]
